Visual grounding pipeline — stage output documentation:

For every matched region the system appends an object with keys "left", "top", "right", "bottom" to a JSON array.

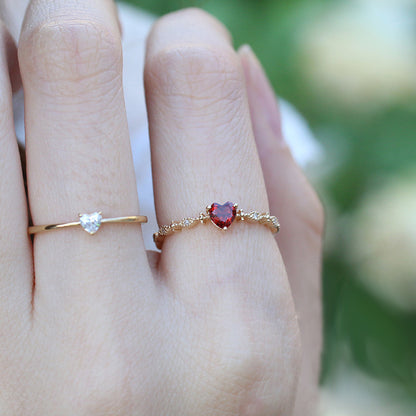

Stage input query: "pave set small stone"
[{"left": 154, "top": 202, "right": 280, "bottom": 249}]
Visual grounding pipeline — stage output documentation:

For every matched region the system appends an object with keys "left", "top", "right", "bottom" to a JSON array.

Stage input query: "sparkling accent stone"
[
  {"left": 79, "top": 212, "right": 102, "bottom": 234},
  {"left": 182, "top": 218, "right": 192, "bottom": 227},
  {"left": 272, "top": 217, "right": 279, "bottom": 227},
  {"left": 251, "top": 212, "right": 260, "bottom": 221},
  {"left": 171, "top": 222, "right": 181, "bottom": 230},
  {"left": 208, "top": 202, "right": 236, "bottom": 229}
]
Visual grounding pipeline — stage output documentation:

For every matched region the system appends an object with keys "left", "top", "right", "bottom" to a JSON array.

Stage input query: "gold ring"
[
  {"left": 154, "top": 201, "right": 279, "bottom": 249},
  {"left": 28, "top": 212, "right": 148, "bottom": 235}
]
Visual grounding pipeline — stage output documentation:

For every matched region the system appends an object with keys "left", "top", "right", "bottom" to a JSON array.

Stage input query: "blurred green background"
[{"left": 121, "top": 0, "right": 416, "bottom": 412}]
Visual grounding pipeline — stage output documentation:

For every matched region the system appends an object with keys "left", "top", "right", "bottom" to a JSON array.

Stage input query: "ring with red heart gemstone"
[{"left": 153, "top": 202, "right": 280, "bottom": 250}]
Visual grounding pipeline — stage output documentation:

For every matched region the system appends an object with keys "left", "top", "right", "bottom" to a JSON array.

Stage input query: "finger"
[
  {"left": 0, "top": 20, "right": 32, "bottom": 332},
  {"left": 18, "top": 0, "right": 152, "bottom": 311},
  {"left": 145, "top": 9, "right": 286, "bottom": 295},
  {"left": 145, "top": 10, "right": 300, "bottom": 413},
  {"left": 239, "top": 45, "right": 324, "bottom": 415}
]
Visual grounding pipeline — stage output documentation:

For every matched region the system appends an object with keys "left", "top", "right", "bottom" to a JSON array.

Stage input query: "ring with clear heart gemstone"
[{"left": 28, "top": 212, "right": 148, "bottom": 235}]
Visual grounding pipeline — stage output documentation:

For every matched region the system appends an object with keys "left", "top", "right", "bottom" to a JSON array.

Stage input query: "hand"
[{"left": 0, "top": 1, "right": 323, "bottom": 415}]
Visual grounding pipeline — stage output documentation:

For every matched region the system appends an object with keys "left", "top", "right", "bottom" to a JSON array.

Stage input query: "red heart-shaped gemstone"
[{"left": 208, "top": 202, "right": 236, "bottom": 229}]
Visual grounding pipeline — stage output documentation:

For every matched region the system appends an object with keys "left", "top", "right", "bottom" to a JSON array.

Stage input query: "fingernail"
[{"left": 239, "top": 44, "right": 283, "bottom": 138}]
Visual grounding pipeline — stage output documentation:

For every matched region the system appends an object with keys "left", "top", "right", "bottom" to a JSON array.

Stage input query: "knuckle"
[
  {"left": 145, "top": 43, "right": 245, "bottom": 110},
  {"left": 19, "top": 16, "right": 122, "bottom": 85},
  {"left": 190, "top": 301, "right": 301, "bottom": 414}
]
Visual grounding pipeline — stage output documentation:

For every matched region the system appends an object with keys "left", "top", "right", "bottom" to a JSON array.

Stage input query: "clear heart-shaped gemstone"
[{"left": 79, "top": 212, "right": 102, "bottom": 234}]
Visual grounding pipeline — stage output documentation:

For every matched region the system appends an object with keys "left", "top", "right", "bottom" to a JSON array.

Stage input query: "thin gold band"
[
  {"left": 28, "top": 214, "right": 148, "bottom": 235},
  {"left": 154, "top": 203, "right": 279, "bottom": 250}
]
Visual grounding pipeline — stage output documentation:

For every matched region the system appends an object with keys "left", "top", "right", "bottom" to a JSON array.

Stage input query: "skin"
[{"left": 0, "top": 1, "right": 323, "bottom": 415}]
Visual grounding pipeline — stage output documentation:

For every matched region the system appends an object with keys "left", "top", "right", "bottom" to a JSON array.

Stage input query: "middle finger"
[
  {"left": 145, "top": 9, "right": 287, "bottom": 303},
  {"left": 144, "top": 10, "right": 300, "bottom": 413}
]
